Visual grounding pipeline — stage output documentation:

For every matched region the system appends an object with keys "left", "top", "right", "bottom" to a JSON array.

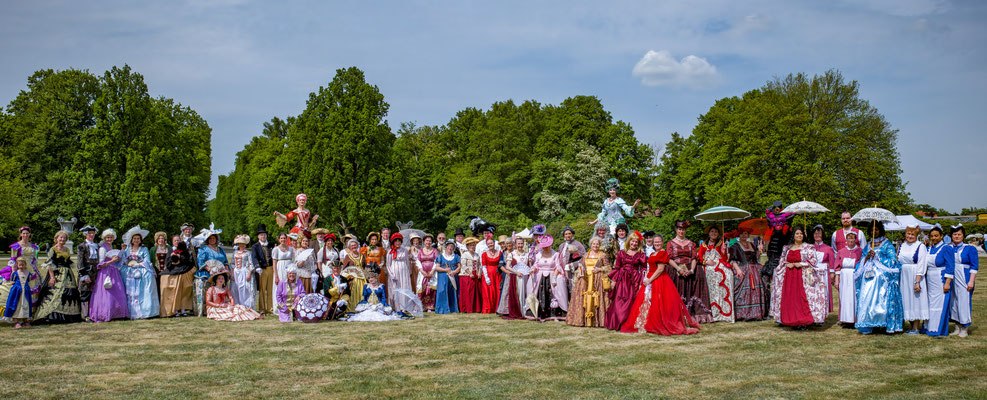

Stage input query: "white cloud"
[{"left": 632, "top": 50, "right": 719, "bottom": 88}]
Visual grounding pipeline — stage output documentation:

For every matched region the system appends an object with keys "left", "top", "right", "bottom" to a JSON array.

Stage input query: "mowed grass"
[{"left": 1, "top": 279, "right": 985, "bottom": 399}]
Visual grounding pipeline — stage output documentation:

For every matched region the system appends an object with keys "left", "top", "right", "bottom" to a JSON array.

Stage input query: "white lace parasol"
[
  {"left": 851, "top": 207, "right": 898, "bottom": 223},
  {"left": 782, "top": 201, "right": 830, "bottom": 215}
]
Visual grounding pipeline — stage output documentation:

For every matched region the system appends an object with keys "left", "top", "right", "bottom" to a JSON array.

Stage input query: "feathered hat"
[{"left": 605, "top": 178, "right": 620, "bottom": 192}]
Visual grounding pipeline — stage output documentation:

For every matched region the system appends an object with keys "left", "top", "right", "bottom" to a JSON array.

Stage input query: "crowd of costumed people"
[{"left": 0, "top": 178, "right": 980, "bottom": 338}]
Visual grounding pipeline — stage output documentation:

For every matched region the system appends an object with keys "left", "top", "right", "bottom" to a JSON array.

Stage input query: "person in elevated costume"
[
  {"left": 763, "top": 201, "right": 795, "bottom": 286},
  {"left": 273, "top": 193, "right": 319, "bottom": 246},
  {"left": 589, "top": 178, "right": 640, "bottom": 236},
  {"left": 946, "top": 224, "right": 978, "bottom": 337},
  {"left": 854, "top": 222, "right": 903, "bottom": 335}
]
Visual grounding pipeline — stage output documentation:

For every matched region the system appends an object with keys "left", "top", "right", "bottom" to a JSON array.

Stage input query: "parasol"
[
  {"left": 295, "top": 293, "right": 330, "bottom": 323},
  {"left": 514, "top": 228, "right": 532, "bottom": 239},
  {"left": 695, "top": 206, "right": 752, "bottom": 222},
  {"left": 782, "top": 201, "right": 830, "bottom": 215},
  {"left": 391, "top": 287, "right": 424, "bottom": 317},
  {"left": 738, "top": 218, "right": 769, "bottom": 235},
  {"left": 852, "top": 207, "right": 898, "bottom": 248},
  {"left": 695, "top": 206, "right": 751, "bottom": 242},
  {"left": 782, "top": 200, "right": 830, "bottom": 231}
]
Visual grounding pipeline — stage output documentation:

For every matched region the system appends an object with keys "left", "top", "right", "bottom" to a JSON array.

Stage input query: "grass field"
[{"left": 2, "top": 274, "right": 985, "bottom": 399}]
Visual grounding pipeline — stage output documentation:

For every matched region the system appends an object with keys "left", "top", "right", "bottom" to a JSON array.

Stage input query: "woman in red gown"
[
  {"left": 621, "top": 235, "right": 700, "bottom": 335},
  {"left": 604, "top": 231, "right": 646, "bottom": 330},
  {"left": 772, "top": 227, "right": 818, "bottom": 328},
  {"left": 458, "top": 237, "right": 481, "bottom": 313},
  {"left": 479, "top": 238, "right": 503, "bottom": 314}
]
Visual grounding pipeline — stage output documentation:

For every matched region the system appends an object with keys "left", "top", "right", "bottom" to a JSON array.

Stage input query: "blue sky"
[{"left": 1, "top": 0, "right": 985, "bottom": 212}]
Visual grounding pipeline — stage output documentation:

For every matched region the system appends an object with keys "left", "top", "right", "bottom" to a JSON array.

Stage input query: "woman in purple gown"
[{"left": 89, "top": 229, "right": 129, "bottom": 322}]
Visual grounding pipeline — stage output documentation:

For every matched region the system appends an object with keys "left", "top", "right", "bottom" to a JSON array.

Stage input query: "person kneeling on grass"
[{"left": 276, "top": 269, "right": 306, "bottom": 322}]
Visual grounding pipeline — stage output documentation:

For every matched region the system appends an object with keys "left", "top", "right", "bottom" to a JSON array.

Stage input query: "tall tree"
[
  {"left": 1, "top": 69, "right": 99, "bottom": 239},
  {"left": 654, "top": 69, "right": 910, "bottom": 230},
  {"left": 281, "top": 67, "right": 396, "bottom": 236}
]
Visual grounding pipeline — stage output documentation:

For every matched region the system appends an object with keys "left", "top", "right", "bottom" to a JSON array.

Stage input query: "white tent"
[{"left": 884, "top": 215, "right": 936, "bottom": 231}]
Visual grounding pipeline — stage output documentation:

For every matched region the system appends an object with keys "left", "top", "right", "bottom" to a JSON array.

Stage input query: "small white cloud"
[{"left": 632, "top": 50, "right": 719, "bottom": 88}]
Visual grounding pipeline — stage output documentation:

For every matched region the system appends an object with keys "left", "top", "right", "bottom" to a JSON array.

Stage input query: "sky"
[{"left": 1, "top": 0, "right": 985, "bottom": 212}]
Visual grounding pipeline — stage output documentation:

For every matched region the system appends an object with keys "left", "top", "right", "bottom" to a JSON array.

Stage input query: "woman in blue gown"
[
  {"left": 120, "top": 226, "right": 160, "bottom": 319},
  {"left": 946, "top": 224, "right": 978, "bottom": 337},
  {"left": 925, "top": 226, "right": 955, "bottom": 337},
  {"left": 434, "top": 240, "right": 460, "bottom": 314},
  {"left": 854, "top": 221, "right": 903, "bottom": 334},
  {"left": 196, "top": 227, "right": 228, "bottom": 316}
]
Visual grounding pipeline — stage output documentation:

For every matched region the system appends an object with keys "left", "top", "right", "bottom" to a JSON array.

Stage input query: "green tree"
[
  {"left": 1, "top": 69, "right": 99, "bottom": 240},
  {"left": 280, "top": 67, "right": 396, "bottom": 237},
  {"left": 66, "top": 65, "right": 210, "bottom": 238},
  {"left": 654, "top": 70, "right": 910, "bottom": 231}
]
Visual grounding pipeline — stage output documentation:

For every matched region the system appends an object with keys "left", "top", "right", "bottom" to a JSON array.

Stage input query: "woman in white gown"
[{"left": 897, "top": 225, "right": 929, "bottom": 334}]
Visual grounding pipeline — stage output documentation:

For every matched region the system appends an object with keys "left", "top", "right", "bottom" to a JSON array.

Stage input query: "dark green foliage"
[
  {"left": 213, "top": 71, "right": 658, "bottom": 237},
  {"left": 654, "top": 70, "right": 911, "bottom": 233},
  {"left": 0, "top": 66, "right": 210, "bottom": 243}
]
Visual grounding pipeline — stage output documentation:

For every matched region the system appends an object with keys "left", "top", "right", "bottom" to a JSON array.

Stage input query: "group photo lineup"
[{"left": 1, "top": 1, "right": 985, "bottom": 398}]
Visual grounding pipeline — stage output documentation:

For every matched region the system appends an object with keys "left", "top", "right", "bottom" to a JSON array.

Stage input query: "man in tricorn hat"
[{"left": 76, "top": 225, "right": 100, "bottom": 321}]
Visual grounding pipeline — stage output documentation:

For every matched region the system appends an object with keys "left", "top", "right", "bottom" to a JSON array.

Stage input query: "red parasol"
[{"left": 738, "top": 218, "right": 770, "bottom": 235}]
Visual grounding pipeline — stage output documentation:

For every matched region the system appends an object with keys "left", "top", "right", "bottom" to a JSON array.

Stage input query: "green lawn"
[{"left": 2, "top": 273, "right": 985, "bottom": 399}]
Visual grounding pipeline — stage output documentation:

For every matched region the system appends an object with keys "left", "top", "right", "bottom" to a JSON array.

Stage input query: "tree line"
[
  {"left": 0, "top": 66, "right": 211, "bottom": 243},
  {"left": 1, "top": 65, "right": 917, "bottom": 244}
]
